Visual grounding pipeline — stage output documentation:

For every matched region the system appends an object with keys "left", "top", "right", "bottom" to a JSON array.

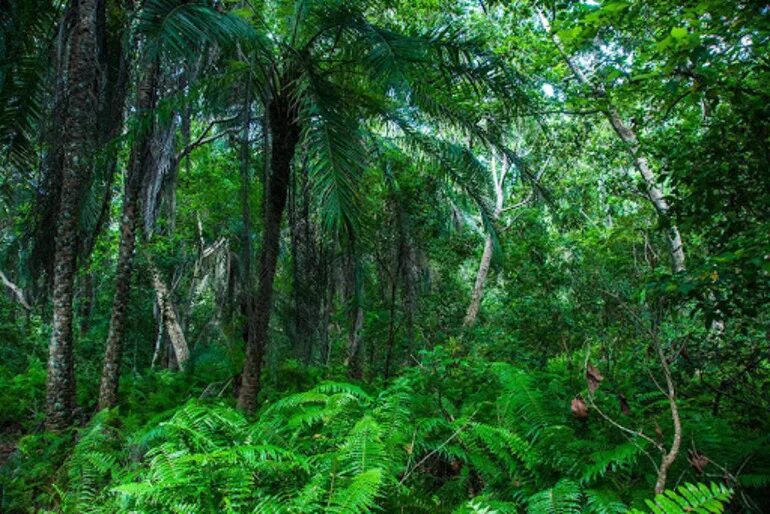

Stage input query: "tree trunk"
[
  {"left": 344, "top": 240, "right": 364, "bottom": 379},
  {"left": 148, "top": 259, "right": 190, "bottom": 368},
  {"left": 46, "top": 0, "right": 100, "bottom": 431},
  {"left": 0, "top": 270, "right": 31, "bottom": 310},
  {"left": 653, "top": 333, "right": 682, "bottom": 494},
  {"left": 97, "top": 172, "right": 141, "bottom": 409},
  {"left": 537, "top": 10, "right": 685, "bottom": 274},
  {"left": 289, "top": 151, "right": 318, "bottom": 364},
  {"left": 464, "top": 155, "right": 505, "bottom": 327},
  {"left": 97, "top": 65, "right": 159, "bottom": 409},
  {"left": 237, "top": 93, "right": 300, "bottom": 414},
  {"left": 605, "top": 111, "right": 685, "bottom": 273},
  {"left": 238, "top": 78, "right": 260, "bottom": 398},
  {"left": 463, "top": 237, "right": 494, "bottom": 327}
]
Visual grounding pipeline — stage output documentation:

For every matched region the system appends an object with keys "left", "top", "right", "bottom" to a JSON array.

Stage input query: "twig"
[{"left": 398, "top": 410, "right": 478, "bottom": 486}]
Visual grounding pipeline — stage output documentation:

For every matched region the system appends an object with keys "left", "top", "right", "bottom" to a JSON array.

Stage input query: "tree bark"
[
  {"left": 46, "top": 0, "right": 100, "bottom": 431},
  {"left": 97, "top": 65, "right": 159, "bottom": 410},
  {"left": 237, "top": 92, "right": 301, "bottom": 414},
  {"left": 653, "top": 334, "right": 682, "bottom": 494},
  {"left": 463, "top": 237, "right": 495, "bottom": 327}
]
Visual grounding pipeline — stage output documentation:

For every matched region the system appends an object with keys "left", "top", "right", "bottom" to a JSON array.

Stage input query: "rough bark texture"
[
  {"left": 46, "top": 0, "right": 100, "bottom": 431},
  {"left": 237, "top": 92, "right": 300, "bottom": 414},
  {"left": 98, "top": 66, "right": 159, "bottom": 410},
  {"left": 97, "top": 175, "right": 141, "bottom": 409}
]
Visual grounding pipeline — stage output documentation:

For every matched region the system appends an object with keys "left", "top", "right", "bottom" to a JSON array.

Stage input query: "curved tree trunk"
[
  {"left": 46, "top": 0, "right": 100, "bottom": 431},
  {"left": 97, "top": 68, "right": 158, "bottom": 409},
  {"left": 237, "top": 93, "right": 300, "bottom": 414},
  {"left": 463, "top": 236, "right": 494, "bottom": 327},
  {"left": 464, "top": 155, "right": 506, "bottom": 327}
]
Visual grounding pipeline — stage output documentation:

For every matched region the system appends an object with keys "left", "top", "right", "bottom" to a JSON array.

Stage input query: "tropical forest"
[{"left": 0, "top": 0, "right": 768, "bottom": 512}]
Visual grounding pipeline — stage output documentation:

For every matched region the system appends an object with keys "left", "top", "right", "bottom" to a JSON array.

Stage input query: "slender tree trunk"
[
  {"left": 344, "top": 239, "right": 364, "bottom": 379},
  {"left": 538, "top": 13, "right": 688, "bottom": 490},
  {"left": 0, "top": 271, "right": 31, "bottom": 310},
  {"left": 290, "top": 151, "right": 317, "bottom": 364},
  {"left": 237, "top": 93, "right": 300, "bottom": 414},
  {"left": 98, "top": 65, "right": 158, "bottom": 409},
  {"left": 463, "top": 237, "right": 495, "bottom": 327},
  {"left": 653, "top": 332, "right": 682, "bottom": 494},
  {"left": 537, "top": 10, "right": 685, "bottom": 274},
  {"left": 238, "top": 78, "right": 260, "bottom": 397},
  {"left": 464, "top": 155, "right": 506, "bottom": 327},
  {"left": 97, "top": 174, "right": 141, "bottom": 409},
  {"left": 46, "top": 0, "right": 100, "bottom": 431},
  {"left": 383, "top": 274, "right": 399, "bottom": 379},
  {"left": 148, "top": 259, "right": 190, "bottom": 368}
]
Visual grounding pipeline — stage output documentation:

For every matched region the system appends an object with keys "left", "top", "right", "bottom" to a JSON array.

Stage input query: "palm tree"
[
  {"left": 45, "top": 0, "right": 102, "bottom": 430},
  {"left": 231, "top": 0, "right": 522, "bottom": 412},
  {"left": 97, "top": 1, "right": 252, "bottom": 409}
]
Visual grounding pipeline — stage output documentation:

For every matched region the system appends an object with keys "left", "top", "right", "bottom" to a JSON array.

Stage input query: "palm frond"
[{"left": 136, "top": 0, "right": 256, "bottom": 60}]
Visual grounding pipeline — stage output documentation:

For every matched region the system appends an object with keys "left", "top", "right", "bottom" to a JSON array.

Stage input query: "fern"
[
  {"left": 630, "top": 482, "right": 733, "bottom": 514},
  {"left": 528, "top": 479, "right": 583, "bottom": 514},
  {"left": 327, "top": 468, "right": 384, "bottom": 514}
]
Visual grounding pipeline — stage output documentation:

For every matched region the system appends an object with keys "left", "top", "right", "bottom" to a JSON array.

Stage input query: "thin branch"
[
  {"left": 398, "top": 410, "right": 478, "bottom": 486},
  {"left": 0, "top": 270, "right": 31, "bottom": 310}
]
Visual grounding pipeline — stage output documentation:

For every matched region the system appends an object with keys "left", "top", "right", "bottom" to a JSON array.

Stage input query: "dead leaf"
[
  {"left": 571, "top": 396, "right": 589, "bottom": 419},
  {"left": 586, "top": 363, "right": 604, "bottom": 393}
]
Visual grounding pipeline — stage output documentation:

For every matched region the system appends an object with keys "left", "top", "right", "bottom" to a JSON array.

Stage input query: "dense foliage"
[{"left": 0, "top": 0, "right": 768, "bottom": 512}]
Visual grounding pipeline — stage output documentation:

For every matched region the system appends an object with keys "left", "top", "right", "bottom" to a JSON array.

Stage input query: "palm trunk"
[
  {"left": 238, "top": 79, "right": 260, "bottom": 400},
  {"left": 46, "top": 0, "right": 100, "bottom": 431},
  {"left": 97, "top": 179, "right": 140, "bottom": 409},
  {"left": 237, "top": 93, "right": 300, "bottom": 414},
  {"left": 97, "top": 66, "right": 158, "bottom": 410}
]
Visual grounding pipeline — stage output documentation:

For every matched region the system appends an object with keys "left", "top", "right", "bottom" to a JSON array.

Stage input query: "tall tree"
[
  {"left": 98, "top": 64, "right": 159, "bottom": 410},
  {"left": 231, "top": 0, "right": 518, "bottom": 411},
  {"left": 46, "top": 0, "right": 101, "bottom": 430}
]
